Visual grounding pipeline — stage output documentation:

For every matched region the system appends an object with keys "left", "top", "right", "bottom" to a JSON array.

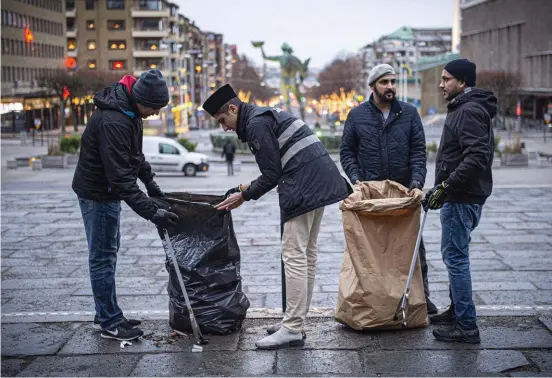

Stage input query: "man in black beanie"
[
  {"left": 425, "top": 58, "right": 497, "bottom": 343},
  {"left": 203, "top": 84, "right": 351, "bottom": 350},
  {"left": 72, "top": 69, "right": 178, "bottom": 341}
]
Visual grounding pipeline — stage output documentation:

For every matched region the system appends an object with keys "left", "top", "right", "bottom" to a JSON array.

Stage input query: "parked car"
[{"left": 143, "top": 136, "right": 209, "bottom": 176}]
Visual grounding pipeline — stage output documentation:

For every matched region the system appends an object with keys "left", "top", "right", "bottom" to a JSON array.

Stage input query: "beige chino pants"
[{"left": 281, "top": 207, "right": 325, "bottom": 333}]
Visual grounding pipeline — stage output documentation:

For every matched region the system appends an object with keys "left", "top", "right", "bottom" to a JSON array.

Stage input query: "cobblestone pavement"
[{"left": 1, "top": 187, "right": 552, "bottom": 322}]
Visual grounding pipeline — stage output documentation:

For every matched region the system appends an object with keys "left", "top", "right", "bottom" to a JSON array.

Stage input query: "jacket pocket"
[{"left": 278, "top": 177, "right": 303, "bottom": 214}]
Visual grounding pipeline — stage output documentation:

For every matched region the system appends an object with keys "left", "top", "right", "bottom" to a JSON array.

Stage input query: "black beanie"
[
  {"left": 132, "top": 69, "right": 169, "bottom": 108},
  {"left": 444, "top": 58, "right": 477, "bottom": 87}
]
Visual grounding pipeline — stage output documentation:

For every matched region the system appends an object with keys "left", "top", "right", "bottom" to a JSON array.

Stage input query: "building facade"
[
  {"left": 1, "top": 0, "right": 66, "bottom": 131},
  {"left": 460, "top": 0, "right": 552, "bottom": 120},
  {"left": 360, "top": 26, "right": 452, "bottom": 104}
]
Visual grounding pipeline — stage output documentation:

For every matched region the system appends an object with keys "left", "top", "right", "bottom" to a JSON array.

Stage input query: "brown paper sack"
[{"left": 335, "top": 180, "right": 429, "bottom": 330}]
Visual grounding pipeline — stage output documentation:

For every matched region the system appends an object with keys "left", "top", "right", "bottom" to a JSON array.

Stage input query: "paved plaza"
[{"left": 2, "top": 126, "right": 552, "bottom": 376}]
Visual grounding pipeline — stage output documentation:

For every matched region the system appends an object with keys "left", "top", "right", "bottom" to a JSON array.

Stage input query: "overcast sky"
[{"left": 175, "top": 0, "right": 455, "bottom": 69}]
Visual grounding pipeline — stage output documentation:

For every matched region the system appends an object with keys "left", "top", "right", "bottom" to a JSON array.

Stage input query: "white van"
[{"left": 142, "top": 136, "right": 209, "bottom": 176}]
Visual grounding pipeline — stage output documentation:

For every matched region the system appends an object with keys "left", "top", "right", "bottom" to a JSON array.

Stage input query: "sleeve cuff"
[{"left": 241, "top": 189, "right": 252, "bottom": 201}]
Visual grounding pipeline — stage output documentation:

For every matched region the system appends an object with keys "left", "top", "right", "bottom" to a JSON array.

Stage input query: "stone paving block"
[
  {"left": 500, "top": 222, "right": 552, "bottom": 230},
  {"left": 1, "top": 278, "right": 90, "bottom": 290},
  {"left": 361, "top": 350, "right": 529, "bottom": 375},
  {"left": 501, "top": 257, "right": 552, "bottom": 271},
  {"left": 72, "top": 283, "right": 165, "bottom": 296},
  {"left": 376, "top": 317, "right": 552, "bottom": 350},
  {"left": 1, "top": 265, "right": 80, "bottom": 279},
  {"left": 532, "top": 282, "right": 552, "bottom": 289},
  {"left": 1, "top": 295, "right": 94, "bottom": 313},
  {"left": 429, "top": 259, "right": 512, "bottom": 271},
  {"left": 524, "top": 350, "right": 552, "bottom": 372},
  {"left": 0, "top": 258, "right": 52, "bottom": 267},
  {"left": 1, "top": 358, "right": 30, "bottom": 377},
  {"left": 471, "top": 281, "right": 538, "bottom": 291},
  {"left": 1, "top": 323, "right": 81, "bottom": 357},
  {"left": 238, "top": 319, "right": 377, "bottom": 351},
  {"left": 485, "top": 234, "right": 552, "bottom": 245},
  {"left": 122, "top": 247, "right": 166, "bottom": 256},
  {"left": 18, "top": 355, "right": 141, "bottom": 377},
  {"left": 477, "top": 290, "right": 552, "bottom": 306},
  {"left": 130, "top": 351, "right": 275, "bottom": 376},
  {"left": 1, "top": 289, "right": 79, "bottom": 299},
  {"left": 538, "top": 316, "right": 552, "bottom": 332},
  {"left": 59, "top": 320, "right": 239, "bottom": 355},
  {"left": 277, "top": 350, "right": 363, "bottom": 376}
]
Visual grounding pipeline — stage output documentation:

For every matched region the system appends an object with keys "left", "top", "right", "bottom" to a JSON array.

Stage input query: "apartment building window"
[
  {"left": 136, "top": 38, "right": 160, "bottom": 50},
  {"left": 110, "top": 60, "right": 126, "bottom": 70},
  {"left": 87, "top": 40, "right": 96, "bottom": 50},
  {"left": 108, "top": 40, "right": 126, "bottom": 50},
  {"left": 107, "top": 0, "right": 124, "bottom": 10},
  {"left": 67, "top": 18, "right": 75, "bottom": 31},
  {"left": 136, "top": 58, "right": 163, "bottom": 70},
  {"left": 85, "top": 0, "right": 95, "bottom": 10},
  {"left": 139, "top": 0, "right": 163, "bottom": 11},
  {"left": 136, "top": 18, "right": 162, "bottom": 31},
  {"left": 88, "top": 60, "right": 97, "bottom": 69},
  {"left": 87, "top": 20, "right": 95, "bottom": 30},
  {"left": 67, "top": 38, "right": 76, "bottom": 50},
  {"left": 107, "top": 20, "right": 125, "bottom": 30},
  {"left": 66, "top": 0, "right": 75, "bottom": 10}
]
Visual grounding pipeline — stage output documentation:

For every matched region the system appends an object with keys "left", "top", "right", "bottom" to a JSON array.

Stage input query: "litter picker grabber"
[
  {"left": 162, "top": 228, "right": 208, "bottom": 352},
  {"left": 393, "top": 200, "right": 429, "bottom": 327}
]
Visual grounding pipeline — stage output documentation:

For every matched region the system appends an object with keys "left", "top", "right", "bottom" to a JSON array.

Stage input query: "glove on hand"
[
  {"left": 151, "top": 209, "right": 179, "bottom": 228},
  {"left": 145, "top": 180, "right": 165, "bottom": 198},
  {"left": 425, "top": 181, "right": 449, "bottom": 210},
  {"left": 409, "top": 180, "right": 423, "bottom": 191}
]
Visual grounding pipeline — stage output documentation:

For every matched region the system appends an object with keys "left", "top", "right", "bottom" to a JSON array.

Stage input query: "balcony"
[
  {"left": 134, "top": 69, "right": 169, "bottom": 77},
  {"left": 65, "top": 7, "right": 76, "bottom": 17},
  {"left": 132, "top": 28, "right": 169, "bottom": 38},
  {"left": 67, "top": 50, "right": 77, "bottom": 57},
  {"left": 131, "top": 7, "right": 170, "bottom": 18},
  {"left": 133, "top": 49, "right": 167, "bottom": 58},
  {"left": 66, "top": 29, "right": 77, "bottom": 38}
]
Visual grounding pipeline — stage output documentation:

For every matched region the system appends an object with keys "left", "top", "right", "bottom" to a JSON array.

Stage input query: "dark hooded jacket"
[
  {"left": 235, "top": 103, "right": 351, "bottom": 223},
  {"left": 436, "top": 87, "right": 498, "bottom": 204},
  {"left": 72, "top": 76, "right": 158, "bottom": 220},
  {"left": 340, "top": 96, "right": 427, "bottom": 188}
]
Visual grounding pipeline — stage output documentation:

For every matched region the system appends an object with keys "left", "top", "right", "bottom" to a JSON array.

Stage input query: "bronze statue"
[{"left": 252, "top": 41, "right": 310, "bottom": 120}]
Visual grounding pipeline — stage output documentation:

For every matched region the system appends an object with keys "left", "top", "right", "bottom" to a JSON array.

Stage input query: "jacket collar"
[
  {"left": 236, "top": 102, "right": 254, "bottom": 142},
  {"left": 368, "top": 95, "right": 403, "bottom": 124}
]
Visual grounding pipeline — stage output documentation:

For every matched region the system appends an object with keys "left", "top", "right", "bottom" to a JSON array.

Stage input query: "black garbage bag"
[{"left": 153, "top": 192, "right": 250, "bottom": 335}]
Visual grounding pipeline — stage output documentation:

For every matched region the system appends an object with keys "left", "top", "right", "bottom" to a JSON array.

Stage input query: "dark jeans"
[
  {"left": 418, "top": 238, "right": 430, "bottom": 299},
  {"left": 440, "top": 202, "right": 482, "bottom": 329},
  {"left": 78, "top": 197, "right": 124, "bottom": 330}
]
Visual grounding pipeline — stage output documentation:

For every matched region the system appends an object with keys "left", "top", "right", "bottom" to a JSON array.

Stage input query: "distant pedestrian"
[{"left": 222, "top": 138, "right": 236, "bottom": 176}]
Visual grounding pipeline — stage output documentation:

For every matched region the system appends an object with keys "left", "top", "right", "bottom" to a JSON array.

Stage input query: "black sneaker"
[
  {"left": 93, "top": 315, "right": 142, "bottom": 331},
  {"left": 429, "top": 305, "right": 456, "bottom": 325},
  {"left": 100, "top": 323, "right": 144, "bottom": 341},
  {"left": 433, "top": 322, "right": 481, "bottom": 344},
  {"left": 426, "top": 298, "right": 438, "bottom": 315}
]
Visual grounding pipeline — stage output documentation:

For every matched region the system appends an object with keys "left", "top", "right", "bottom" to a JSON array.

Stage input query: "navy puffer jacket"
[{"left": 340, "top": 97, "right": 427, "bottom": 188}]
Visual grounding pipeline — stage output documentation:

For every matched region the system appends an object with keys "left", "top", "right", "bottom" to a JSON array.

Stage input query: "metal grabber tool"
[
  {"left": 163, "top": 229, "right": 208, "bottom": 352},
  {"left": 393, "top": 200, "right": 429, "bottom": 327}
]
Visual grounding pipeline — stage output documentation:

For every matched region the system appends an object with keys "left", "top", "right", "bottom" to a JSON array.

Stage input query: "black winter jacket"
[
  {"left": 72, "top": 76, "right": 158, "bottom": 220},
  {"left": 340, "top": 97, "right": 427, "bottom": 188},
  {"left": 436, "top": 87, "right": 497, "bottom": 204},
  {"left": 236, "top": 103, "right": 351, "bottom": 223}
]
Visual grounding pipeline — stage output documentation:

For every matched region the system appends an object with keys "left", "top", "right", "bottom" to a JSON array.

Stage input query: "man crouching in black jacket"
[
  {"left": 72, "top": 69, "right": 179, "bottom": 341},
  {"left": 203, "top": 84, "right": 351, "bottom": 350},
  {"left": 425, "top": 59, "right": 497, "bottom": 344}
]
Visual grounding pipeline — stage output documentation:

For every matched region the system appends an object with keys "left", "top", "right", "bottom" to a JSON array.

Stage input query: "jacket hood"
[
  {"left": 93, "top": 75, "right": 139, "bottom": 119},
  {"left": 448, "top": 87, "right": 498, "bottom": 119}
]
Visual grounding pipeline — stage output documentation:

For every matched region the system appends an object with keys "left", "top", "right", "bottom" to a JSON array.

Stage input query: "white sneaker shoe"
[
  {"left": 266, "top": 321, "right": 283, "bottom": 334},
  {"left": 255, "top": 327, "right": 305, "bottom": 350}
]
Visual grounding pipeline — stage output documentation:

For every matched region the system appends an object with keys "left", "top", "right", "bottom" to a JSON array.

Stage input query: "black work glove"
[
  {"left": 150, "top": 208, "right": 179, "bottom": 228},
  {"left": 145, "top": 180, "right": 165, "bottom": 198},
  {"left": 224, "top": 186, "right": 240, "bottom": 198},
  {"left": 409, "top": 180, "right": 423, "bottom": 191},
  {"left": 424, "top": 181, "right": 449, "bottom": 210}
]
